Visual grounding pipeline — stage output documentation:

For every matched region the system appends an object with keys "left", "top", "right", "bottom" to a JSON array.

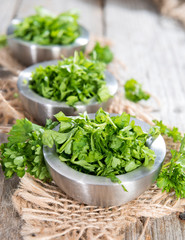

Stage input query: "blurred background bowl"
[
  {"left": 43, "top": 114, "right": 166, "bottom": 207},
  {"left": 17, "top": 60, "right": 118, "bottom": 125},
  {"left": 7, "top": 18, "right": 89, "bottom": 66}
]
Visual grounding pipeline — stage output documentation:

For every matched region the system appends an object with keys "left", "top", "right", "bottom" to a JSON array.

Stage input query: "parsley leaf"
[
  {"left": 157, "top": 135, "right": 185, "bottom": 198},
  {"left": 153, "top": 120, "right": 185, "bottom": 198},
  {"left": 0, "top": 118, "right": 56, "bottom": 181},
  {"left": 153, "top": 120, "right": 182, "bottom": 142},
  {"left": 29, "top": 52, "right": 112, "bottom": 106},
  {"left": 124, "top": 79, "right": 150, "bottom": 102},
  {"left": 89, "top": 42, "right": 114, "bottom": 64}
]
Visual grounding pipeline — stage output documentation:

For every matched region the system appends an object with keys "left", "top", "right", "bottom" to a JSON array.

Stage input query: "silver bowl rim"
[
  {"left": 43, "top": 114, "right": 166, "bottom": 186},
  {"left": 17, "top": 60, "right": 118, "bottom": 108},
  {"left": 7, "top": 18, "right": 89, "bottom": 49}
]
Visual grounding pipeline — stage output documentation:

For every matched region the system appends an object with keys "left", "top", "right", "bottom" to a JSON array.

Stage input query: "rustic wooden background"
[{"left": 0, "top": 0, "right": 185, "bottom": 239}]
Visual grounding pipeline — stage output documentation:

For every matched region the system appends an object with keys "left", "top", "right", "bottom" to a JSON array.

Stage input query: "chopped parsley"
[
  {"left": 29, "top": 52, "right": 112, "bottom": 106},
  {"left": 89, "top": 42, "right": 114, "bottom": 64},
  {"left": 124, "top": 79, "right": 150, "bottom": 102}
]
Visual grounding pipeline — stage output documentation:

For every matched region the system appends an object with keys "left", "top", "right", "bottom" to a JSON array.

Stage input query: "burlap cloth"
[{"left": 0, "top": 41, "right": 184, "bottom": 240}]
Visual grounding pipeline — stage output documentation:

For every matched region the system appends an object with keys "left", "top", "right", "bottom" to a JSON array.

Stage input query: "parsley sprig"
[
  {"left": 89, "top": 42, "right": 114, "bottom": 64},
  {"left": 157, "top": 135, "right": 185, "bottom": 198},
  {"left": 153, "top": 120, "right": 182, "bottom": 142},
  {"left": 0, "top": 119, "right": 57, "bottom": 181},
  {"left": 124, "top": 79, "right": 150, "bottom": 102},
  {"left": 153, "top": 120, "right": 185, "bottom": 198}
]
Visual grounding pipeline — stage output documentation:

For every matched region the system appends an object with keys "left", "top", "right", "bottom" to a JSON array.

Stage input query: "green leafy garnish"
[
  {"left": 153, "top": 120, "right": 182, "bottom": 142},
  {"left": 157, "top": 135, "right": 185, "bottom": 198},
  {"left": 124, "top": 79, "right": 150, "bottom": 102},
  {"left": 29, "top": 52, "right": 112, "bottom": 106},
  {"left": 0, "top": 34, "right": 8, "bottom": 48},
  {"left": 14, "top": 7, "right": 80, "bottom": 45},
  {"left": 89, "top": 42, "right": 114, "bottom": 64},
  {"left": 42, "top": 108, "right": 157, "bottom": 184},
  {"left": 1, "top": 111, "right": 185, "bottom": 198},
  {"left": 153, "top": 120, "right": 185, "bottom": 198},
  {"left": 0, "top": 118, "right": 58, "bottom": 181},
  {"left": 0, "top": 7, "right": 81, "bottom": 47},
  {"left": 0, "top": 109, "right": 157, "bottom": 187}
]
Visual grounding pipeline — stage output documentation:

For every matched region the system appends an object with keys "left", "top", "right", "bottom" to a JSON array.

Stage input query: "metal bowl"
[
  {"left": 17, "top": 60, "right": 118, "bottom": 125},
  {"left": 7, "top": 18, "right": 89, "bottom": 66},
  {"left": 43, "top": 115, "right": 166, "bottom": 207}
]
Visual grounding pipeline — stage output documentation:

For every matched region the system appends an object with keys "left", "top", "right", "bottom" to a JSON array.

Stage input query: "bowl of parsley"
[
  {"left": 7, "top": 7, "right": 89, "bottom": 66},
  {"left": 17, "top": 52, "right": 118, "bottom": 125},
  {"left": 43, "top": 109, "right": 166, "bottom": 207}
]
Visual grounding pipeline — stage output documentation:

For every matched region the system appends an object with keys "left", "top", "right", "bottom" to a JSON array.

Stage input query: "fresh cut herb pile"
[
  {"left": 0, "top": 109, "right": 185, "bottom": 198},
  {"left": 29, "top": 52, "right": 111, "bottom": 106},
  {"left": 42, "top": 108, "right": 157, "bottom": 184},
  {"left": 0, "top": 109, "right": 158, "bottom": 184},
  {"left": 124, "top": 79, "right": 150, "bottom": 102},
  {"left": 89, "top": 42, "right": 114, "bottom": 64},
  {"left": 14, "top": 7, "right": 80, "bottom": 45}
]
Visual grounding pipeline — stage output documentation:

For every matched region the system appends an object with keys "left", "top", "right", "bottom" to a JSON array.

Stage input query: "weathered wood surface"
[
  {"left": 0, "top": 0, "right": 185, "bottom": 239},
  {"left": 105, "top": 0, "right": 185, "bottom": 133}
]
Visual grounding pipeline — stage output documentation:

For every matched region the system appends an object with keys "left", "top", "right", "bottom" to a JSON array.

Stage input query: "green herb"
[
  {"left": 153, "top": 120, "right": 182, "bottom": 142},
  {"left": 124, "top": 79, "right": 150, "bottom": 102},
  {"left": 1, "top": 110, "right": 185, "bottom": 198},
  {"left": 0, "top": 34, "right": 8, "bottom": 48},
  {"left": 1, "top": 7, "right": 80, "bottom": 46},
  {"left": 0, "top": 118, "right": 58, "bottom": 181},
  {"left": 157, "top": 135, "right": 185, "bottom": 198},
  {"left": 42, "top": 108, "right": 157, "bottom": 184},
  {"left": 0, "top": 109, "right": 160, "bottom": 190},
  {"left": 89, "top": 42, "right": 114, "bottom": 64},
  {"left": 13, "top": 93, "right": 19, "bottom": 98},
  {"left": 29, "top": 52, "right": 111, "bottom": 106},
  {"left": 153, "top": 120, "right": 184, "bottom": 198}
]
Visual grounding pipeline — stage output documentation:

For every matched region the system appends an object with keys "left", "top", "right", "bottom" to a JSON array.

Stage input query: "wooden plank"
[
  {"left": 105, "top": 0, "right": 185, "bottom": 132},
  {"left": 0, "top": 0, "right": 21, "bottom": 34},
  {"left": 15, "top": 0, "right": 103, "bottom": 36}
]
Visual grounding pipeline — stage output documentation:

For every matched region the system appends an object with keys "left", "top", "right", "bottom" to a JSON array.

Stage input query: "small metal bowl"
[
  {"left": 43, "top": 115, "right": 166, "bottom": 207},
  {"left": 7, "top": 18, "right": 89, "bottom": 66},
  {"left": 17, "top": 60, "right": 118, "bottom": 125}
]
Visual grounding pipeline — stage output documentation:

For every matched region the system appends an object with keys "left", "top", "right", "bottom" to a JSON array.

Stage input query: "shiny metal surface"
[
  {"left": 7, "top": 18, "right": 89, "bottom": 66},
  {"left": 17, "top": 60, "right": 118, "bottom": 125},
  {"left": 43, "top": 115, "right": 166, "bottom": 207}
]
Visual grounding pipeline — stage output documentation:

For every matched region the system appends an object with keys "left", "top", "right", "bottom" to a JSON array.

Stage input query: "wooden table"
[{"left": 0, "top": 0, "right": 185, "bottom": 239}]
